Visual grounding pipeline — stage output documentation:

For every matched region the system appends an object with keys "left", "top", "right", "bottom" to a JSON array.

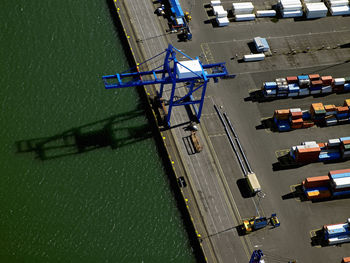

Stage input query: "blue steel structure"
[
  {"left": 102, "top": 44, "right": 231, "bottom": 127},
  {"left": 249, "top": 250, "right": 264, "bottom": 263},
  {"left": 163, "top": 0, "right": 192, "bottom": 40}
]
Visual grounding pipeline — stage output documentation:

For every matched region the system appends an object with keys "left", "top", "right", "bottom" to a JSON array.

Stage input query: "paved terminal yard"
[
  {"left": 116, "top": 0, "right": 350, "bottom": 262},
  {"left": 170, "top": 1, "right": 350, "bottom": 262}
]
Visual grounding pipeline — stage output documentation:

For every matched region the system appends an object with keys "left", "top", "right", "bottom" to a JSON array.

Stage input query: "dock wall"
[{"left": 107, "top": 0, "right": 207, "bottom": 261}]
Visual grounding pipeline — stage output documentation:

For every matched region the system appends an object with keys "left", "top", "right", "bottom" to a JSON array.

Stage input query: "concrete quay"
[{"left": 112, "top": 0, "right": 350, "bottom": 262}]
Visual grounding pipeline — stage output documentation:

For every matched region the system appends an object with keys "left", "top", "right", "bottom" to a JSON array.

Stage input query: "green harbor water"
[{"left": 0, "top": 1, "right": 195, "bottom": 262}]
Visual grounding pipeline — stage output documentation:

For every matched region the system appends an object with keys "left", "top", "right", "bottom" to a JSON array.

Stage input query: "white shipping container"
[
  {"left": 176, "top": 60, "right": 203, "bottom": 79},
  {"left": 299, "top": 88, "right": 310, "bottom": 95},
  {"left": 310, "top": 89, "right": 321, "bottom": 94},
  {"left": 281, "top": 4, "right": 303, "bottom": 11},
  {"left": 332, "top": 177, "right": 350, "bottom": 189},
  {"left": 282, "top": 10, "right": 304, "bottom": 17},
  {"left": 216, "top": 9, "right": 228, "bottom": 18},
  {"left": 327, "top": 0, "right": 349, "bottom": 7},
  {"left": 322, "top": 86, "right": 332, "bottom": 93},
  {"left": 334, "top": 78, "right": 346, "bottom": 85},
  {"left": 213, "top": 6, "right": 226, "bottom": 17},
  {"left": 235, "top": 14, "right": 256, "bottom": 21},
  {"left": 304, "top": 0, "right": 322, "bottom": 2},
  {"left": 247, "top": 172, "right": 261, "bottom": 193},
  {"left": 243, "top": 53, "right": 265, "bottom": 61},
  {"left": 328, "top": 235, "right": 350, "bottom": 245},
  {"left": 290, "top": 108, "right": 302, "bottom": 112},
  {"left": 328, "top": 138, "right": 341, "bottom": 146},
  {"left": 232, "top": 2, "right": 254, "bottom": 9},
  {"left": 330, "top": 5, "right": 350, "bottom": 15},
  {"left": 216, "top": 17, "right": 229, "bottom": 26},
  {"left": 211, "top": 0, "right": 221, "bottom": 7},
  {"left": 256, "top": 10, "right": 277, "bottom": 17},
  {"left": 303, "top": 141, "right": 317, "bottom": 146}
]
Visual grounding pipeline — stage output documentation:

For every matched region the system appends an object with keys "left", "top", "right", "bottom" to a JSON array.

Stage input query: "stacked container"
[
  {"left": 289, "top": 136, "right": 350, "bottom": 163},
  {"left": 304, "top": 2, "right": 328, "bottom": 18},
  {"left": 213, "top": 5, "right": 230, "bottom": 26},
  {"left": 261, "top": 74, "right": 350, "bottom": 98},
  {"left": 323, "top": 218, "right": 350, "bottom": 245},
  {"left": 273, "top": 99, "right": 349, "bottom": 130},
  {"left": 302, "top": 169, "right": 350, "bottom": 200},
  {"left": 255, "top": 10, "right": 277, "bottom": 17},
  {"left": 278, "top": 0, "right": 304, "bottom": 17},
  {"left": 340, "top": 137, "right": 350, "bottom": 159},
  {"left": 324, "top": 0, "right": 350, "bottom": 15},
  {"left": 232, "top": 2, "right": 256, "bottom": 21}
]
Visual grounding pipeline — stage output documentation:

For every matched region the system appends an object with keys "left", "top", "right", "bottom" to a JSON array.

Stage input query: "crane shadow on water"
[{"left": 16, "top": 109, "right": 152, "bottom": 160}]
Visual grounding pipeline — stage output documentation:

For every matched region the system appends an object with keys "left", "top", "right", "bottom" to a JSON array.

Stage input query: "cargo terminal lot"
[{"left": 165, "top": 1, "right": 350, "bottom": 262}]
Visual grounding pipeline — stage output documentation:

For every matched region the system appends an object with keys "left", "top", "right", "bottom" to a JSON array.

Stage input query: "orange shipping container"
[
  {"left": 337, "top": 106, "right": 349, "bottom": 113},
  {"left": 324, "top": 104, "right": 337, "bottom": 112},
  {"left": 342, "top": 257, "right": 350, "bottom": 263},
  {"left": 311, "top": 80, "right": 322, "bottom": 86},
  {"left": 286, "top": 76, "right": 298, "bottom": 83},
  {"left": 307, "top": 190, "right": 331, "bottom": 200},
  {"left": 304, "top": 175, "right": 330, "bottom": 188},
  {"left": 291, "top": 112, "right": 303, "bottom": 119},
  {"left": 321, "top": 76, "right": 332, "bottom": 85},
  {"left": 329, "top": 168, "right": 350, "bottom": 175},
  {"left": 309, "top": 74, "right": 320, "bottom": 80},
  {"left": 303, "top": 121, "right": 314, "bottom": 128},
  {"left": 311, "top": 103, "right": 325, "bottom": 111}
]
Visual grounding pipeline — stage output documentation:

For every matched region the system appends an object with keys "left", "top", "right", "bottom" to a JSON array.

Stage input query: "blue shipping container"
[
  {"left": 298, "top": 75, "right": 309, "bottom": 80},
  {"left": 332, "top": 190, "right": 350, "bottom": 196},
  {"left": 319, "top": 152, "right": 341, "bottom": 161},
  {"left": 330, "top": 172, "right": 350, "bottom": 179}
]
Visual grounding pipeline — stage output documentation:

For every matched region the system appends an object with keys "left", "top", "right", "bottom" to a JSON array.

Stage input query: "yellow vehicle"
[
  {"left": 184, "top": 12, "right": 192, "bottom": 22},
  {"left": 242, "top": 213, "right": 280, "bottom": 234}
]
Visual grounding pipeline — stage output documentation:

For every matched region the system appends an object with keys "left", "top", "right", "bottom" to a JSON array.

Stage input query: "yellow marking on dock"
[
  {"left": 290, "top": 184, "right": 302, "bottom": 202},
  {"left": 200, "top": 43, "right": 215, "bottom": 64},
  {"left": 275, "top": 149, "right": 290, "bottom": 158}
]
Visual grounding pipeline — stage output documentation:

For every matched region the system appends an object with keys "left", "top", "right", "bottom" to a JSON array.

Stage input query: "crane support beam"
[{"left": 102, "top": 44, "right": 233, "bottom": 126}]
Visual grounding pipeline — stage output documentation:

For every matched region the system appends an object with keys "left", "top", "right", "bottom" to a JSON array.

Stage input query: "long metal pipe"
[
  {"left": 214, "top": 105, "right": 247, "bottom": 175},
  {"left": 223, "top": 113, "right": 253, "bottom": 174}
]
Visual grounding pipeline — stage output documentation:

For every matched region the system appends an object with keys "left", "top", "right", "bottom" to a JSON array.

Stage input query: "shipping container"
[{"left": 304, "top": 175, "right": 330, "bottom": 188}]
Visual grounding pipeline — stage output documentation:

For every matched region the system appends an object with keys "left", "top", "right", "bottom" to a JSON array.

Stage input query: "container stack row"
[
  {"left": 324, "top": 0, "right": 350, "bottom": 15},
  {"left": 304, "top": 0, "right": 328, "bottom": 18},
  {"left": 232, "top": 2, "right": 256, "bottom": 21},
  {"left": 278, "top": 0, "right": 304, "bottom": 17},
  {"left": 289, "top": 137, "right": 350, "bottom": 163},
  {"left": 262, "top": 74, "right": 350, "bottom": 98},
  {"left": 323, "top": 218, "right": 350, "bottom": 245},
  {"left": 302, "top": 168, "right": 350, "bottom": 200},
  {"left": 273, "top": 99, "right": 350, "bottom": 131},
  {"left": 211, "top": 1, "right": 230, "bottom": 26}
]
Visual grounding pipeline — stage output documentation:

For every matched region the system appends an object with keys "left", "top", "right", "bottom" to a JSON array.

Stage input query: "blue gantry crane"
[{"left": 102, "top": 44, "right": 232, "bottom": 127}]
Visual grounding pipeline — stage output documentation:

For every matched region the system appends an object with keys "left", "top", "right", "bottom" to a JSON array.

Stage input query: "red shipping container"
[
  {"left": 309, "top": 74, "right": 320, "bottom": 80},
  {"left": 311, "top": 80, "right": 322, "bottom": 86},
  {"left": 304, "top": 175, "right": 330, "bottom": 188},
  {"left": 329, "top": 168, "right": 350, "bottom": 176},
  {"left": 307, "top": 190, "right": 331, "bottom": 200},
  {"left": 321, "top": 76, "right": 332, "bottom": 85},
  {"left": 286, "top": 76, "right": 298, "bottom": 83}
]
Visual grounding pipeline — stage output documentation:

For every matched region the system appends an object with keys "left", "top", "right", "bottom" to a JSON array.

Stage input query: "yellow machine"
[
  {"left": 184, "top": 12, "right": 192, "bottom": 22},
  {"left": 242, "top": 213, "right": 280, "bottom": 234}
]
